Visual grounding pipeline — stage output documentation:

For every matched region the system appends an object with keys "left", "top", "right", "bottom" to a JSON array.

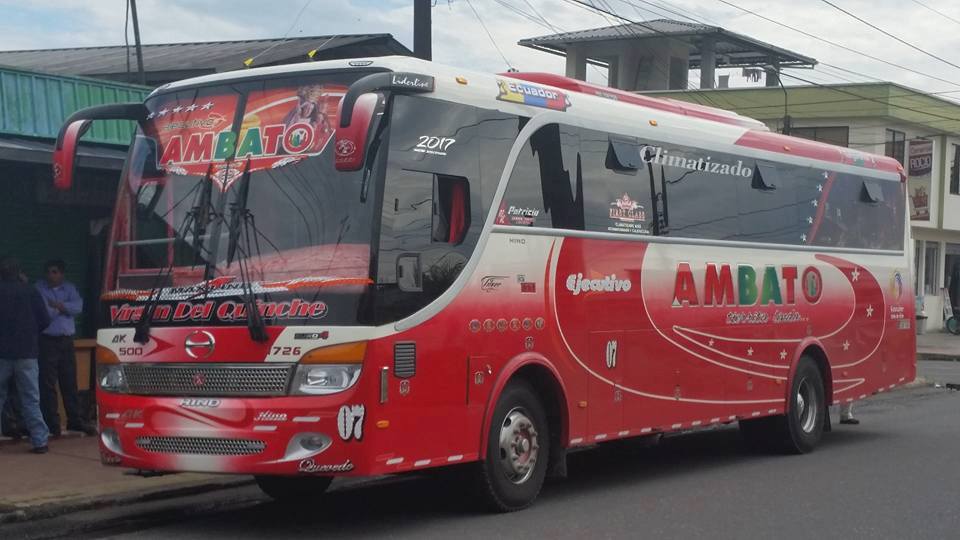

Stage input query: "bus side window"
[{"left": 501, "top": 123, "right": 582, "bottom": 230}]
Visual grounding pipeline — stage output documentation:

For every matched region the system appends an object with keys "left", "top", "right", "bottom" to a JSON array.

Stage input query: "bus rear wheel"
[
  {"left": 739, "top": 356, "right": 825, "bottom": 454},
  {"left": 473, "top": 379, "right": 550, "bottom": 512},
  {"left": 255, "top": 475, "right": 332, "bottom": 502}
]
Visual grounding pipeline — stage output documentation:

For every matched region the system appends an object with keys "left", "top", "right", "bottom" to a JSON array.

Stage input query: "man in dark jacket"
[{"left": 0, "top": 256, "right": 51, "bottom": 453}]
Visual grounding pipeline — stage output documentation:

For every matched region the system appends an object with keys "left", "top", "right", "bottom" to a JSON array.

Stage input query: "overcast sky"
[{"left": 1, "top": 0, "right": 959, "bottom": 99}]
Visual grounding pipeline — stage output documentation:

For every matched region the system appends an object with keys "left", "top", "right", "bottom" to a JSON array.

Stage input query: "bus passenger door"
[{"left": 586, "top": 331, "right": 624, "bottom": 441}]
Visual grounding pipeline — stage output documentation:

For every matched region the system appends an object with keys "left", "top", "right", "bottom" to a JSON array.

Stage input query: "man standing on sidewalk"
[
  {"left": 0, "top": 256, "right": 51, "bottom": 453},
  {"left": 36, "top": 259, "right": 95, "bottom": 436}
]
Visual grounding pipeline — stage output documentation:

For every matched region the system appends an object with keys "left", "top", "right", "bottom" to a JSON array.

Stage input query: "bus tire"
[
  {"left": 780, "top": 356, "right": 826, "bottom": 454},
  {"left": 474, "top": 379, "right": 549, "bottom": 512},
  {"left": 255, "top": 475, "right": 332, "bottom": 502}
]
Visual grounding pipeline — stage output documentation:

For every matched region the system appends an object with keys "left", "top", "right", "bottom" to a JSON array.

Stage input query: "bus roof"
[{"left": 155, "top": 55, "right": 903, "bottom": 178}]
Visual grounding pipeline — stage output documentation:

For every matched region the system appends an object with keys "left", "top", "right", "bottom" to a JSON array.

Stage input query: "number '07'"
[{"left": 416, "top": 136, "right": 456, "bottom": 151}]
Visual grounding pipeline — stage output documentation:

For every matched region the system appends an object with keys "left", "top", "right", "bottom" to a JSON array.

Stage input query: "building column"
[
  {"left": 617, "top": 51, "right": 642, "bottom": 90},
  {"left": 699, "top": 38, "right": 716, "bottom": 89},
  {"left": 565, "top": 45, "right": 587, "bottom": 81}
]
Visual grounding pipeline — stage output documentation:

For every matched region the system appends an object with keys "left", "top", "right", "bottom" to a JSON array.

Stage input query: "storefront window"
[{"left": 924, "top": 241, "right": 940, "bottom": 296}]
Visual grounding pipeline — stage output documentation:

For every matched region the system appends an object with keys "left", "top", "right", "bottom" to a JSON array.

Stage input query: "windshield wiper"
[
  {"left": 134, "top": 168, "right": 214, "bottom": 344},
  {"left": 225, "top": 160, "right": 269, "bottom": 343}
]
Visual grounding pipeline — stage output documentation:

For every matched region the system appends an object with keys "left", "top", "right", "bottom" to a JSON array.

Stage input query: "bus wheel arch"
[
  {"left": 480, "top": 355, "right": 570, "bottom": 478},
  {"left": 797, "top": 344, "right": 833, "bottom": 409}
]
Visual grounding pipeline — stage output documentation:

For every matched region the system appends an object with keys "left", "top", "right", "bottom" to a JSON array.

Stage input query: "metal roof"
[
  {"left": 0, "top": 34, "right": 412, "bottom": 87},
  {"left": 519, "top": 19, "right": 817, "bottom": 69},
  {"left": 0, "top": 65, "right": 149, "bottom": 145}
]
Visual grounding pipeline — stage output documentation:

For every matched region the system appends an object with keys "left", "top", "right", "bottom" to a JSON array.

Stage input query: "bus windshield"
[{"left": 105, "top": 72, "right": 385, "bottom": 328}]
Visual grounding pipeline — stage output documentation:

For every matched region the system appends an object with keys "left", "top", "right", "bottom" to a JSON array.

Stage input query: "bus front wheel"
[
  {"left": 255, "top": 475, "right": 332, "bottom": 502},
  {"left": 474, "top": 379, "right": 550, "bottom": 512}
]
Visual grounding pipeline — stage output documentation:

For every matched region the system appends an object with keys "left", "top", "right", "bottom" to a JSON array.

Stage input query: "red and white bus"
[{"left": 54, "top": 56, "right": 915, "bottom": 511}]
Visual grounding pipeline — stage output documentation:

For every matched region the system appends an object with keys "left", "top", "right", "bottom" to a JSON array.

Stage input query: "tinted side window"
[
  {"left": 650, "top": 144, "right": 741, "bottom": 240},
  {"left": 803, "top": 172, "right": 904, "bottom": 250},
  {"left": 500, "top": 124, "right": 583, "bottom": 229},
  {"left": 582, "top": 131, "right": 653, "bottom": 235}
]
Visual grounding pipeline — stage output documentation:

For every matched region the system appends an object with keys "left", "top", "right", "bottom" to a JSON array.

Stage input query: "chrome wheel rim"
[
  {"left": 796, "top": 377, "right": 818, "bottom": 434},
  {"left": 498, "top": 407, "right": 540, "bottom": 485}
]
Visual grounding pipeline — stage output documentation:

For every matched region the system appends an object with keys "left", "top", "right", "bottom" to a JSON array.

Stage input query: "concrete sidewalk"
[
  {"left": 917, "top": 331, "right": 960, "bottom": 360},
  {"left": 0, "top": 435, "right": 251, "bottom": 525}
]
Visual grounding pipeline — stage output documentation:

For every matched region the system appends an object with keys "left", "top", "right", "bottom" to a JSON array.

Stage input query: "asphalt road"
[{"left": 11, "top": 362, "right": 960, "bottom": 540}]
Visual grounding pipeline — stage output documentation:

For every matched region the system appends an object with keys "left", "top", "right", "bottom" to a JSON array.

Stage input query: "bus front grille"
[
  {"left": 122, "top": 364, "right": 293, "bottom": 396},
  {"left": 136, "top": 436, "right": 266, "bottom": 456}
]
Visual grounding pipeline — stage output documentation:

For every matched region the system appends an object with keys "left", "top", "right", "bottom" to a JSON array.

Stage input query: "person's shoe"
[
  {"left": 30, "top": 445, "right": 49, "bottom": 454},
  {"left": 48, "top": 426, "right": 62, "bottom": 437},
  {"left": 839, "top": 417, "right": 860, "bottom": 425}
]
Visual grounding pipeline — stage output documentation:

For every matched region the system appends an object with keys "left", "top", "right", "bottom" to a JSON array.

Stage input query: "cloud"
[{"left": 0, "top": 0, "right": 958, "bottom": 98}]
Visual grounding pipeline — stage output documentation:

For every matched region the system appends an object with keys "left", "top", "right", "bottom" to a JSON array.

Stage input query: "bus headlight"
[
  {"left": 291, "top": 342, "right": 366, "bottom": 395},
  {"left": 292, "top": 364, "right": 361, "bottom": 395},
  {"left": 98, "top": 365, "right": 128, "bottom": 393}
]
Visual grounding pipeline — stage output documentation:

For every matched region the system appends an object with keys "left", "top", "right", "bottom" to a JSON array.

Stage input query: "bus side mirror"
[
  {"left": 334, "top": 93, "right": 379, "bottom": 172},
  {"left": 335, "top": 71, "right": 435, "bottom": 172},
  {"left": 52, "top": 103, "right": 148, "bottom": 190},
  {"left": 53, "top": 119, "right": 92, "bottom": 190}
]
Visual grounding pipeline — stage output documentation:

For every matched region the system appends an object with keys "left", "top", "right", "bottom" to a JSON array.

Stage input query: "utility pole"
[
  {"left": 129, "top": 0, "right": 146, "bottom": 85},
  {"left": 413, "top": 0, "right": 431, "bottom": 61}
]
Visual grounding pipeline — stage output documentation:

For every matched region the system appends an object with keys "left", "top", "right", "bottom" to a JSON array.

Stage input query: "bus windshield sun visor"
[
  {"left": 53, "top": 103, "right": 148, "bottom": 191},
  {"left": 336, "top": 72, "right": 434, "bottom": 171},
  {"left": 606, "top": 136, "right": 641, "bottom": 172}
]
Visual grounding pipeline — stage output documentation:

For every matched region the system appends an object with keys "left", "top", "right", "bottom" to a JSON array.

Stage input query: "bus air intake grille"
[
  {"left": 393, "top": 342, "right": 416, "bottom": 378},
  {"left": 122, "top": 364, "right": 293, "bottom": 396},
  {"left": 136, "top": 436, "right": 266, "bottom": 456}
]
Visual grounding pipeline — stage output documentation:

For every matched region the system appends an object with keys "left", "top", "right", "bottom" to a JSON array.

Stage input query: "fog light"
[
  {"left": 301, "top": 434, "right": 330, "bottom": 451},
  {"left": 101, "top": 428, "right": 123, "bottom": 454}
]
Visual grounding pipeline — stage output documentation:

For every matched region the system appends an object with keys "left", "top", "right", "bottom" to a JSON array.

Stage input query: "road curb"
[
  {"left": 917, "top": 352, "right": 960, "bottom": 362},
  {"left": 0, "top": 475, "right": 254, "bottom": 525}
]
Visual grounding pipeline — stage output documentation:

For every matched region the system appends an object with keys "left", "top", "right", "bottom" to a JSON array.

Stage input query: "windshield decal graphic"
[
  {"left": 102, "top": 276, "right": 373, "bottom": 302},
  {"left": 108, "top": 298, "right": 330, "bottom": 325},
  {"left": 147, "top": 84, "right": 346, "bottom": 191}
]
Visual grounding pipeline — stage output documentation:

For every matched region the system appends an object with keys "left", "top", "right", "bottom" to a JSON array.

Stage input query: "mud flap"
[{"left": 548, "top": 446, "right": 567, "bottom": 478}]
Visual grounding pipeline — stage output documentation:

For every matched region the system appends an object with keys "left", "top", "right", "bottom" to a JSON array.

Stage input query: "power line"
[
  {"left": 714, "top": 0, "right": 960, "bottom": 90},
  {"left": 243, "top": 0, "right": 312, "bottom": 67},
  {"left": 465, "top": 0, "right": 514, "bottom": 70},
  {"left": 818, "top": 0, "right": 960, "bottom": 72},
  {"left": 907, "top": 0, "right": 960, "bottom": 26},
  {"left": 490, "top": 0, "right": 609, "bottom": 80}
]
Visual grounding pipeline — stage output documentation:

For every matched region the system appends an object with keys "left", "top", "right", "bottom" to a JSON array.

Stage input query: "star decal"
[
  {"left": 842, "top": 340, "right": 850, "bottom": 351},
  {"left": 185, "top": 103, "right": 198, "bottom": 112},
  {"left": 807, "top": 216, "right": 814, "bottom": 224},
  {"left": 146, "top": 112, "right": 155, "bottom": 119},
  {"left": 708, "top": 339, "right": 715, "bottom": 347},
  {"left": 157, "top": 108, "right": 169, "bottom": 117},
  {"left": 201, "top": 101, "right": 214, "bottom": 110},
  {"left": 866, "top": 304, "right": 874, "bottom": 317},
  {"left": 817, "top": 183, "right": 823, "bottom": 192},
  {"left": 801, "top": 234, "right": 807, "bottom": 242},
  {"left": 747, "top": 347, "right": 754, "bottom": 356},
  {"left": 812, "top": 199, "right": 819, "bottom": 207},
  {"left": 822, "top": 171, "right": 829, "bottom": 179},
  {"left": 779, "top": 349, "right": 787, "bottom": 360},
  {"left": 172, "top": 105, "right": 183, "bottom": 113},
  {"left": 851, "top": 267, "right": 860, "bottom": 282}
]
